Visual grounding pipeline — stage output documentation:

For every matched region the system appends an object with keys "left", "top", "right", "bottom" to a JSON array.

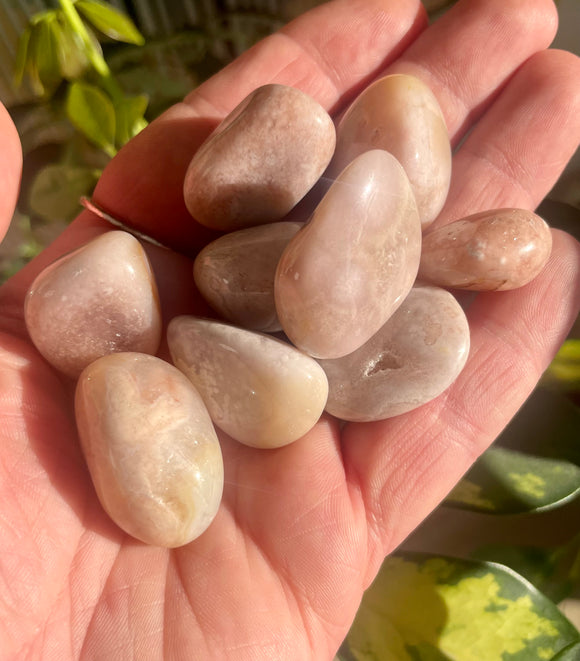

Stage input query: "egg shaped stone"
[
  {"left": 184, "top": 84, "right": 336, "bottom": 231},
  {"left": 418, "top": 208, "right": 553, "bottom": 290},
  {"left": 75, "top": 352, "right": 224, "bottom": 548},
  {"left": 330, "top": 74, "right": 451, "bottom": 229},
  {"left": 275, "top": 149, "right": 421, "bottom": 359},
  {"left": 318, "top": 286, "right": 470, "bottom": 421},
  {"left": 24, "top": 231, "right": 162, "bottom": 378},
  {"left": 167, "top": 316, "right": 328, "bottom": 449},
  {"left": 194, "top": 221, "right": 302, "bottom": 331}
]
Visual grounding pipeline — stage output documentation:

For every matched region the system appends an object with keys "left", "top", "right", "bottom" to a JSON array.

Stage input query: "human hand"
[{"left": 1, "top": 0, "right": 579, "bottom": 658}]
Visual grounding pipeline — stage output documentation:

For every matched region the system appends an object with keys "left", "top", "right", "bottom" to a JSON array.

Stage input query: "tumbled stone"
[
  {"left": 275, "top": 149, "right": 421, "bottom": 359},
  {"left": 75, "top": 352, "right": 224, "bottom": 547},
  {"left": 184, "top": 84, "right": 336, "bottom": 231},
  {"left": 329, "top": 74, "right": 451, "bottom": 229},
  {"left": 194, "top": 222, "right": 302, "bottom": 332},
  {"left": 418, "top": 208, "right": 553, "bottom": 290},
  {"left": 318, "top": 286, "right": 470, "bottom": 421},
  {"left": 167, "top": 316, "right": 328, "bottom": 448},
  {"left": 25, "top": 231, "right": 162, "bottom": 378}
]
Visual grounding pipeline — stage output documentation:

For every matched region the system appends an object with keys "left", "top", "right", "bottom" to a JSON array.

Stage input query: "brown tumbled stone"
[
  {"left": 194, "top": 222, "right": 302, "bottom": 332},
  {"left": 418, "top": 208, "right": 553, "bottom": 290},
  {"left": 329, "top": 74, "right": 451, "bottom": 229},
  {"left": 24, "top": 231, "right": 162, "bottom": 378},
  {"left": 75, "top": 352, "right": 224, "bottom": 548},
  {"left": 184, "top": 84, "right": 336, "bottom": 231},
  {"left": 318, "top": 286, "right": 470, "bottom": 421},
  {"left": 275, "top": 149, "right": 421, "bottom": 359}
]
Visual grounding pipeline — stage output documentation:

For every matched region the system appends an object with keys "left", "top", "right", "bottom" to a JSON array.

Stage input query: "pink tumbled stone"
[
  {"left": 418, "top": 209, "right": 553, "bottom": 290},
  {"left": 76, "top": 352, "right": 223, "bottom": 548},
  {"left": 194, "top": 222, "right": 302, "bottom": 332},
  {"left": 184, "top": 84, "right": 336, "bottom": 231},
  {"left": 318, "top": 286, "right": 470, "bottom": 421},
  {"left": 24, "top": 231, "right": 162, "bottom": 377},
  {"left": 329, "top": 74, "right": 451, "bottom": 229},
  {"left": 275, "top": 149, "right": 422, "bottom": 359}
]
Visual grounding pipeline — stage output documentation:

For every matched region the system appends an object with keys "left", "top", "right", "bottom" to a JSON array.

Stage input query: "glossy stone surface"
[
  {"left": 318, "top": 286, "right": 470, "bottom": 421},
  {"left": 275, "top": 149, "right": 421, "bottom": 359},
  {"left": 25, "top": 231, "right": 162, "bottom": 378},
  {"left": 330, "top": 74, "right": 451, "bottom": 229},
  {"left": 75, "top": 352, "right": 224, "bottom": 547},
  {"left": 194, "top": 222, "right": 302, "bottom": 332},
  {"left": 184, "top": 84, "right": 336, "bottom": 231},
  {"left": 167, "top": 316, "right": 328, "bottom": 448},
  {"left": 418, "top": 209, "right": 553, "bottom": 290}
]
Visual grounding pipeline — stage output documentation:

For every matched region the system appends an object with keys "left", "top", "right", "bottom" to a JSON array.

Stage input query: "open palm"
[{"left": 1, "top": 0, "right": 579, "bottom": 658}]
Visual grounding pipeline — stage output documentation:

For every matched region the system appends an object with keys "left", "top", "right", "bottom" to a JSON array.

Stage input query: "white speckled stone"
[
  {"left": 275, "top": 149, "right": 421, "bottom": 359},
  {"left": 24, "top": 231, "right": 162, "bottom": 377},
  {"left": 167, "top": 316, "right": 328, "bottom": 448},
  {"left": 318, "top": 286, "right": 470, "bottom": 421},
  {"left": 75, "top": 352, "right": 224, "bottom": 548}
]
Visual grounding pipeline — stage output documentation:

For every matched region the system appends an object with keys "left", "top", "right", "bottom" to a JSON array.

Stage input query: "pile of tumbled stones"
[{"left": 24, "top": 75, "right": 553, "bottom": 548}]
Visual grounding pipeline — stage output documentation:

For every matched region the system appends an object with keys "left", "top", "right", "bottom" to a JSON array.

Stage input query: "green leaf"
[
  {"left": 114, "top": 94, "right": 148, "bottom": 146},
  {"left": 31, "top": 13, "right": 63, "bottom": 94},
  {"left": 551, "top": 641, "right": 580, "bottom": 660},
  {"left": 66, "top": 81, "right": 117, "bottom": 156},
  {"left": 544, "top": 340, "right": 580, "bottom": 392},
  {"left": 75, "top": 0, "right": 145, "bottom": 45},
  {"left": 341, "top": 553, "right": 580, "bottom": 661},
  {"left": 13, "top": 26, "right": 31, "bottom": 87},
  {"left": 445, "top": 446, "right": 580, "bottom": 514},
  {"left": 51, "top": 13, "right": 89, "bottom": 80},
  {"left": 29, "top": 164, "right": 100, "bottom": 223}
]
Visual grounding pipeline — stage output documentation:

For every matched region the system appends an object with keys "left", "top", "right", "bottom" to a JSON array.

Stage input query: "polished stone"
[
  {"left": 194, "top": 222, "right": 302, "bottom": 331},
  {"left": 418, "top": 209, "right": 553, "bottom": 290},
  {"left": 184, "top": 84, "right": 336, "bottom": 231},
  {"left": 167, "top": 316, "right": 328, "bottom": 448},
  {"left": 275, "top": 149, "right": 422, "bottom": 359},
  {"left": 24, "top": 231, "right": 162, "bottom": 378},
  {"left": 75, "top": 352, "right": 224, "bottom": 547},
  {"left": 330, "top": 74, "right": 451, "bottom": 229},
  {"left": 318, "top": 286, "right": 470, "bottom": 421}
]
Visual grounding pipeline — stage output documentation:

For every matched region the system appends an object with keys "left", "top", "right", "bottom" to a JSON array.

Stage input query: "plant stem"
[{"left": 58, "top": 0, "right": 123, "bottom": 102}]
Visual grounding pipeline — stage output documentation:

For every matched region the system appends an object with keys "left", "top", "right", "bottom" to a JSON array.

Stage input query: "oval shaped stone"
[
  {"left": 25, "top": 231, "right": 162, "bottom": 378},
  {"left": 275, "top": 149, "right": 421, "bottom": 359},
  {"left": 184, "top": 84, "right": 336, "bottom": 231},
  {"left": 167, "top": 316, "right": 328, "bottom": 448},
  {"left": 194, "top": 222, "right": 302, "bottom": 332},
  {"left": 75, "top": 352, "right": 224, "bottom": 547},
  {"left": 418, "top": 209, "right": 553, "bottom": 290},
  {"left": 318, "top": 286, "right": 470, "bottom": 421},
  {"left": 330, "top": 74, "right": 451, "bottom": 229}
]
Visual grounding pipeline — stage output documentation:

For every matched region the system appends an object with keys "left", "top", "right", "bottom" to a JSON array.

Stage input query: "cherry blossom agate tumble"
[
  {"left": 184, "top": 84, "right": 336, "bottom": 231},
  {"left": 25, "top": 231, "right": 162, "bottom": 378},
  {"left": 418, "top": 209, "right": 553, "bottom": 290},
  {"left": 75, "top": 353, "right": 224, "bottom": 547},
  {"left": 167, "top": 316, "right": 328, "bottom": 448},
  {"left": 330, "top": 74, "right": 451, "bottom": 229},
  {"left": 318, "top": 286, "right": 470, "bottom": 421},
  {"left": 275, "top": 149, "right": 421, "bottom": 359},
  {"left": 194, "top": 222, "right": 302, "bottom": 332}
]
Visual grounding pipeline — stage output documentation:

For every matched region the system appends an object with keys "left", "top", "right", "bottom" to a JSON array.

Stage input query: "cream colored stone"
[
  {"left": 167, "top": 316, "right": 328, "bottom": 448},
  {"left": 184, "top": 84, "right": 336, "bottom": 231},
  {"left": 194, "top": 222, "right": 302, "bottom": 331},
  {"left": 418, "top": 208, "right": 553, "bottom": 290},
  {"left": 275, "top": 149, "right": 421, "bottom": 359},
  {"left": 75, "top": 352, "right": 224, "bottom": 548},
  {"left": 330, "top": 74, "right": 451, "bottom": 229},
  {"left": 318, "top": 286, "right": 470, "bottom": 421},
  {"left": 24, "top": 231, "right": 162, "bottom": 378}
]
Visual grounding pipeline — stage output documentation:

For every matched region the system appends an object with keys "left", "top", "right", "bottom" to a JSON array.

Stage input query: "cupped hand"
[{"left": 1, "top": 0, "right": 579, "bottom": 659}]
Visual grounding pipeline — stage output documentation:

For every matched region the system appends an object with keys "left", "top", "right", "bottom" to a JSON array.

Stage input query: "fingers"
[
  {"left": 439, "top": 48, "right": 580, "bottom": 223},
  {"left": 91, "top": 0, "right": 427, "bottom": 254},
  {"left": 344, "top": 230, "right": 580, "bottom": 580},
  {"left": 0, "top": 104, "right": 22, "bottom": 243}
]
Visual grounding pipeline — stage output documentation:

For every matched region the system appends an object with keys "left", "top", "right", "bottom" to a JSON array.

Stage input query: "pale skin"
[{"left": 1, "top": 0, "right": 579, "bottom": 658}]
